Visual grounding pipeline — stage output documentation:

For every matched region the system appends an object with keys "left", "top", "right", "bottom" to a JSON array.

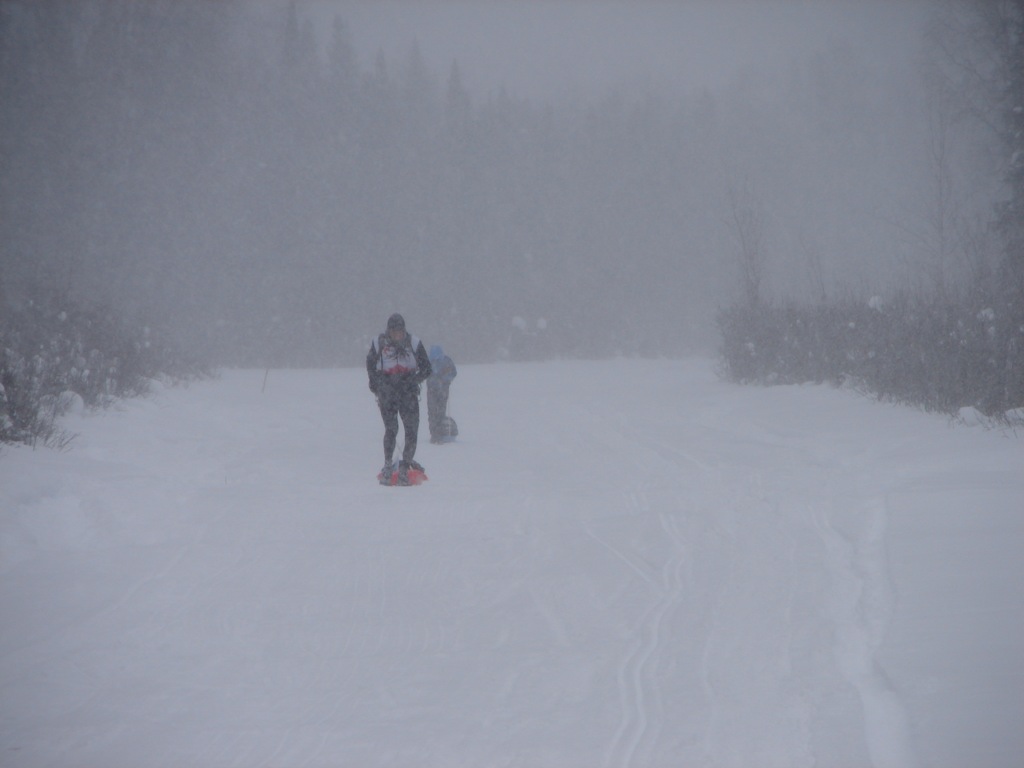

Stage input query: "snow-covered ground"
[{"left": 1, "top": 358, "right": 1021, "bottom": 768}]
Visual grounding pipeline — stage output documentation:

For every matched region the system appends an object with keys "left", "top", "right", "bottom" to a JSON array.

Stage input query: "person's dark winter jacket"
[{"left": 367, "top": 327, "right": 432, "bottom": 399}]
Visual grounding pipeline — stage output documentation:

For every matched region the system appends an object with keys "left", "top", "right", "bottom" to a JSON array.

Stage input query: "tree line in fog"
[{"left": 4, "top": 1, "right": 1004, "bottom": 364}]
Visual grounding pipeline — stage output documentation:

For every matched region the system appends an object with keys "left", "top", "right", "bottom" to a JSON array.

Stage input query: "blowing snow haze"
[
  {"left": 1, "top": 1, "right": 999, "bottom": 367},
  {"left": 3, "top": 5, "right": 1024, "bottom": 761}
]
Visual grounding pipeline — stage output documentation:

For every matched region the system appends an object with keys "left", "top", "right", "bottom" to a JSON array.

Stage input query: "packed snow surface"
[{"left": 1, "top": 359, "right": 1021, "bottom": 767}]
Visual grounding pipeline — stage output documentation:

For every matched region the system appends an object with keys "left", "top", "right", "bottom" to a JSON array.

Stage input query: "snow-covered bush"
[
  {"left": 1, "top": 295, "right": 208, "bottom": 448},
  {"left": 717, "top": 293, "right": 1024, "bottom": 416}
]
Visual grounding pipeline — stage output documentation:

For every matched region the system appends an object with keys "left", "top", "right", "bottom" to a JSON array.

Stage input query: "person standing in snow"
[
  {"left": 367, "top": 313, "right": 432, "bottom": 484},
  {"left": 427, "top": 345, "right": 457, "bottom": 443}
]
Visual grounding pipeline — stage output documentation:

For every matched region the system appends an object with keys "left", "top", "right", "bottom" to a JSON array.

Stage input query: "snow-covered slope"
[{"left": 1, "top": 359, "right": 1021, "bottom": 767}]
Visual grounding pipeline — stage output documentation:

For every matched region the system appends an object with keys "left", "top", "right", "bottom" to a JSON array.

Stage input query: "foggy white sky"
[{"left": 313, "top": 0, "right": 931, "bottom": 99}]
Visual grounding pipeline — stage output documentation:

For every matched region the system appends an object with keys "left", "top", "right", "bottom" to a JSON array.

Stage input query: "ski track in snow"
[
  {"left": 602, "top": 498, "right": 682, "bottom": 768},
  {"left": 585, "top": 418, "right": 695, "bottom": 768},
  {"left": 583, "top": 389, "right": 918, "bottom": 768}
]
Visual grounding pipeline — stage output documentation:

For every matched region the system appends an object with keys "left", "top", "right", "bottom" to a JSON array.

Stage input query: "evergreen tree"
[
  {"left": 444, "top": 60, "right": 472, "bottom": 144},
  {"left": 327, "top": 15, "right": 358, "bottom": 122},
  {"left": 992, "top": 1, "right": 1024, "bottom": 409},
  {"left": 994, "top": 2, "right": 1024, "bottom": 296}
]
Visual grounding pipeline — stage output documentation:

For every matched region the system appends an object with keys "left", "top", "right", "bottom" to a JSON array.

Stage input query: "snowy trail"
[{"left": 2, "top": 359, "right": 1022, "bottom": 767}]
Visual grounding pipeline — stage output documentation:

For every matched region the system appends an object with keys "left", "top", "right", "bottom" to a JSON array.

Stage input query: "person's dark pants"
[
  {"left": 427, "top": 384, "right": 449, "bottom": 438},
  {"left": 378, "top": 386, "right": 420, "bottom": 465}
]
